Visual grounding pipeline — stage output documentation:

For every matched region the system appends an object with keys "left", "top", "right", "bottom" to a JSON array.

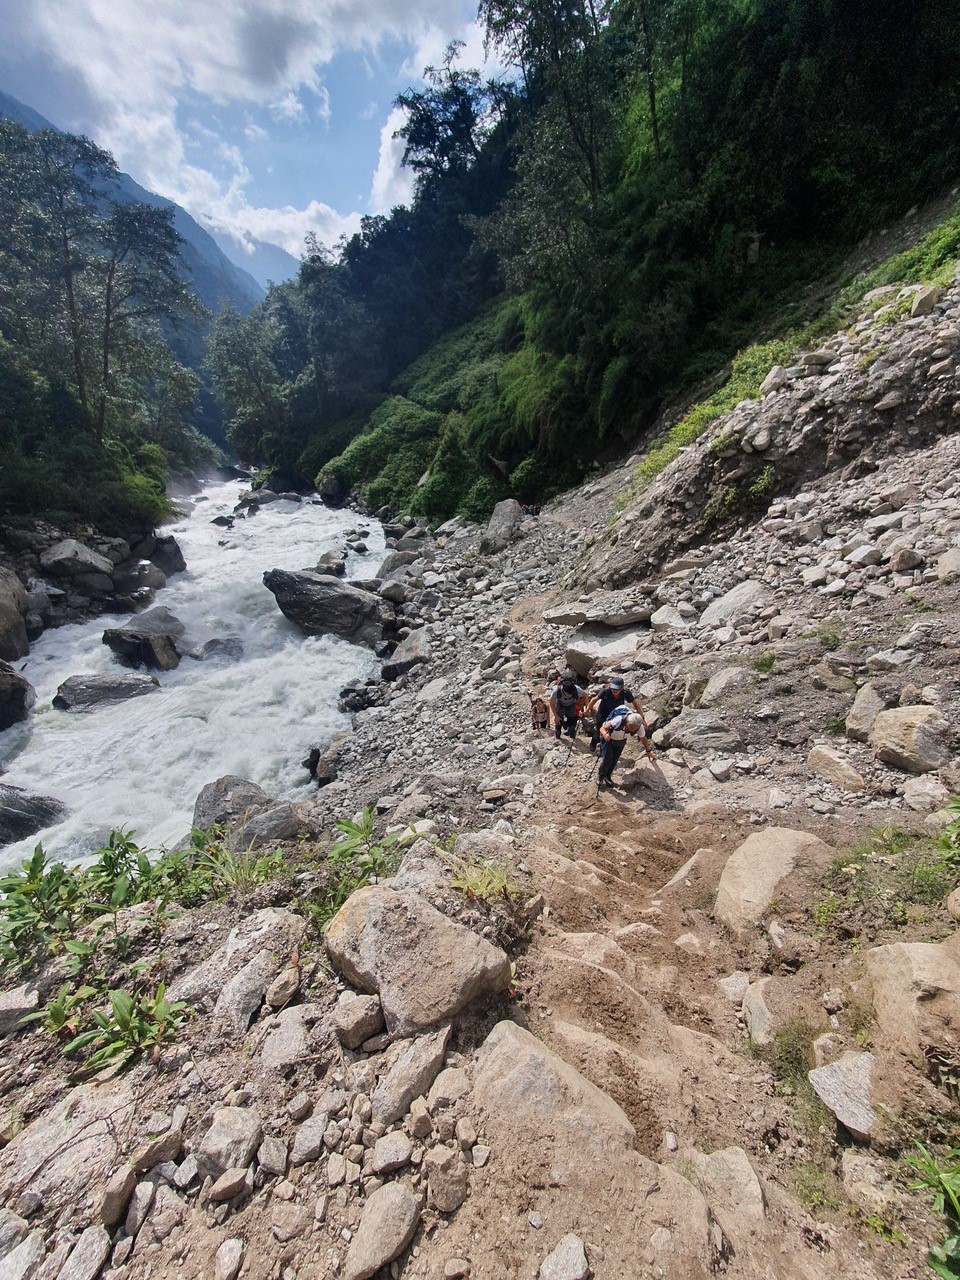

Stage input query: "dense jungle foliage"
[
  {"left": 208, "top": 0, "right": 960, "bottom": 523},
  {"left": 0, "top": 123, "right": 221, "bottom": 533}
]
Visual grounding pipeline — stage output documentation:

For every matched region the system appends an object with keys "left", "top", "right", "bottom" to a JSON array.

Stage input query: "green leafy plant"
[
  {"left": 907, "top": 1143, "right": 960, "bottom": 1277},
  {"left": 192, "top": 841, "right": 288, "bottom": 896},
  {"left": 64, "top": 984, "right": 190, "bottom": 1073},
  {"left": 0, "top": 845, "right": 86, "bottom": 969},
  {"left": 442, "top": 853, "right": 519, "bottom": 903},
  {"left": 750, "top": 650, "right": 776, "bottom": 674},
  {"left": 328, "top": 806, "right": 400, "bottom": 882},
  {"left": 21, "top": 982, "right": 99, "bottom": 1036}
]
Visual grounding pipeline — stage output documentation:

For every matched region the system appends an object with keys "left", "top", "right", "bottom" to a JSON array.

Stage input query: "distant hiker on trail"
[
  {"left": 597, "top": 707, "right": 648, "bottom": 788},
  {"left": 529, "top": 694, "right": 550, "bottom": 732},
  {"left": 550, "top": 671, "right": 587, "bottom": 739},
  {"left": 588, "top": 676, "right": 644, "bottom": 752}
]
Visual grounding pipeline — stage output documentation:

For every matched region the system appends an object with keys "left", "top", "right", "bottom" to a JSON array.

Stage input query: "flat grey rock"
[{"left": 808, "top": 1052, "right": 877, "bottom": 1141}]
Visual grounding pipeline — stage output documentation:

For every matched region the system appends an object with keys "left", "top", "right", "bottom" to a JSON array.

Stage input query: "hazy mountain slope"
[{"left": 0, "top": 89, "right": 263, "bottom": 314}]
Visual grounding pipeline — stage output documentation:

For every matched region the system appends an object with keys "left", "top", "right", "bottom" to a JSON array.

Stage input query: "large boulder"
[
  {"left": 687, "top": 1147, "right": 766, "bottom": 1236},
  {"left": 262, "top": 569, "right": 385, "bottom": 647},
  {"left": 231, "top": 802, "right": 313, "bottom": 850},
  {"left": 699, "top": 580, "right": 771, "bottom": 627},
  {"left": 371, "top": 1026, "right": 450, "bottom": 1125},
  {"left": 868, "top": 705, "right": 952, "bottom": 774},
  {"left": 660, "top": 708, "right": 743, "bottom": 754},
  {"left": 479, "top": 499, "right": 523, "bottom": 555},
  {"left": 845, "top": 682, "right": 888, "bottom": 743},
  {"left": 0, "top": 570, "right": 28, "bottom": 662},
  {"left": 52, "top": 672, "right": 160, "bottom": 712},
  {"left": 0, "top": 662, "right": 35, "bottom": 731},
  {"left": 0, "top": 1081, "right": 137, "bottom": 1219},
  {"left": 192, "top": 775, "right": 272, "bottom": 831},
  {"left": 0, "top": 784, "right": 66, "bottom": 846},
  {"left": 325, "top": 886, "right": 512, "bottom": 1036},
  {"left": 110, "top": 558, "right": 167, "bottom": 606},
  {"left": 102, "top": 606, "right": 185, "bottom": 671},
  {"left": 544, "top": 595, "right": 652, "bottom": 629},
  {"left": 376, "top": 550, "right": 418, "bottom": 579},
  {"left": 865, "top": 941, "right": 960, "bottom": 1064},
  {"left": 807, "top": 744, "right": 864, "bottom": 792},
  {"left": 382, "top": 629, "right": 431, "bottom": 681},
  {"left": 150, "top": 535, "right": 186, "bottom": 577},
  {"left": 715, "top": 827, "right": 834, "bottom": 934},
  {"left": 196, "top": 1108, "right": 262, "bottom": 1180},
  {"left": 698, "top": 665, "right": 754, "bottom": 707},
  {"left": 469, "top": 1021, "right": 717, "bottom": 1277},
  {"left": 473, "top": 1021, "right": 635, "bottom": 1158},
  {"left": 39, "top": 539, "right": 114, "bottom": 578},
  {"left": 564, "top": 624, "right": 647, "bottom": 679}
]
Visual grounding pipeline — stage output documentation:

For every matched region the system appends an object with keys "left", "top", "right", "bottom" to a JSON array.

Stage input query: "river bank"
[{"left": 0, "top": 481, "right": 382, "bottom": 865}]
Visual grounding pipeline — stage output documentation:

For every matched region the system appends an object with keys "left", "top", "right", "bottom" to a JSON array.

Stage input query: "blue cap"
[{"left": 611, "top": 677, "right": 625, "bottom": 689}]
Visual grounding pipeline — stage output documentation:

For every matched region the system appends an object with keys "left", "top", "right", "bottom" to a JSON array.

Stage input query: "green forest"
[
  {"left": 4, "top": 0, "right": 960, "bottom": 532},
  {"left": 0, "top": 124, "right": 220, "bottom": 533}
]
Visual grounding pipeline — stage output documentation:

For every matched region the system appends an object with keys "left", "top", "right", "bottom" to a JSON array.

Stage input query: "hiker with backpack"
[
  {"left": 550, "top": 671, "right": 587, "bottom": 739},
  {"left": 588, "top": 676, "right": 645, "bottom": 752},
  {"left": 597, "top": 706, "right": 649, "bottom": 788}
]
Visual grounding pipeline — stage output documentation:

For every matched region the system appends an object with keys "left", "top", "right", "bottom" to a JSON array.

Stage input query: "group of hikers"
[{"left": 529, "top": 671, "right": 653, "bottom": 789}]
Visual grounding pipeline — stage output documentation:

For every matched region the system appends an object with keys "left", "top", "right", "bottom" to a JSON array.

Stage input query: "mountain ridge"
[{"left": 0, "top": 89, "right": 265, "bottom": 315}]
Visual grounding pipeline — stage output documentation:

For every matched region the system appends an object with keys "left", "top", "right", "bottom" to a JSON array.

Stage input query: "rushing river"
[{"left": 0, "top": 480, "right": 382, "bottom": 869}]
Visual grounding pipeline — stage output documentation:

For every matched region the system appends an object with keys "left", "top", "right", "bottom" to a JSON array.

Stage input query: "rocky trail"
[{"left": 2, "top": 273, "right": 960, "bottom": 1278}]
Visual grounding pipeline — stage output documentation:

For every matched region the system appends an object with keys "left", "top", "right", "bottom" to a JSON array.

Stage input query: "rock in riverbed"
[
  {"left": 102, "top": 606, "right": 185, "bottom": 671},
  {"left": 53, "top": 672, "right": 160, "bottom": 711},
  {"left": 262, "top": 569, "right": 385, "bottom": 647}
]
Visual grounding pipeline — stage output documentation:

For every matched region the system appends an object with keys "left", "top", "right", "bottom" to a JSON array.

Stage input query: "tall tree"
[
  {"left": 92, "top": 202, "right": 201, "bottom": 444},
  {"left": 207, "top": 306, "right": 288, "bottom": 464}
]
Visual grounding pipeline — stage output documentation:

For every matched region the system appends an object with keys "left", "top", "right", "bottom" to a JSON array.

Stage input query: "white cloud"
[
  {"left": 269, "top": 91, "right": 306, "bottom": 122},
  {"left": 207, "top": 199, "right": 362, "bottom": 260},
  {"left": 369, "top": 106, "right": 417, "bottom": 215},
  {"left": 400, "top": 18, "right": 494, "bottom": 83},
  {"left": 0, "top": 0, "right": 479, "bottom": 255}
]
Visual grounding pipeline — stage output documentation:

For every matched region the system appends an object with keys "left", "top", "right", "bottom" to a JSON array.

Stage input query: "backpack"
[
  {"left": 557, "top": 680, "right": 580, "bottom": 709},
  {"left": 602, "top": 704, "right": 632, "bottom": 740}
]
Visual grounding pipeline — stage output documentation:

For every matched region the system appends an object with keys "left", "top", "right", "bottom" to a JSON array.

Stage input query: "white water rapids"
[{"left": 0, "top": 481, "right": 382, "bottom": 869}]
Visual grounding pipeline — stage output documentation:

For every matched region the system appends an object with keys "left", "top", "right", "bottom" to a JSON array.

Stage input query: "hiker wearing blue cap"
[{"left": 588, "top": 676, "right": 644, "bottom": 752}]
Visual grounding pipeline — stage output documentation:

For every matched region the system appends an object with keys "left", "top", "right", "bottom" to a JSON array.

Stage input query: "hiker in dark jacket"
[
  {"left": 588, "top": 677, "right": 644, "bottom": 751},
  {"left": 550, "top": 671, "right": 587, "bottom": 739},
  {"left": 597, "top": 707, "right": 646, "bottom": 787}
]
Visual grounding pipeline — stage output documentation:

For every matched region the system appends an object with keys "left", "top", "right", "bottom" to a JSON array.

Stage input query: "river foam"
[{"left": 0, "top": 481, "right": 382, "bottom": 868}]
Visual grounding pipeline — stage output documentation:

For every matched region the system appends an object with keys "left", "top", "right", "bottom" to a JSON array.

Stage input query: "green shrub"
[{"left": 64, "top": 984, "right": 190, "bottom": 1073}]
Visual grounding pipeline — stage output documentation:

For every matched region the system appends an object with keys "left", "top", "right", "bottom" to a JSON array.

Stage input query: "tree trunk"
[
  {"left": 58, "top": 208, "right": 89, "bottom": 413},
  {"left": 636, "top": 0, "right": 662, "bottom": 160},
  {"left": 96, "top": 257, "right": 116, "bottom": 447}
]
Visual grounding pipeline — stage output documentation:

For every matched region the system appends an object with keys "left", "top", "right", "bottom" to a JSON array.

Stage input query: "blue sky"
[{"left": 0, "top": 0, "right": 493, "bottom": 273}]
